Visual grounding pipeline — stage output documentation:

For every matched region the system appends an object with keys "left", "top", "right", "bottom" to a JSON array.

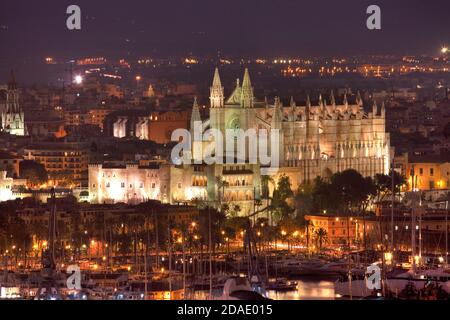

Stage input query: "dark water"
[
  {"left": 192, "top": 279, "right": 335, "bottom": 300},
  {"left": 267, "top": 279, "right": 335, "bottom": 300}
]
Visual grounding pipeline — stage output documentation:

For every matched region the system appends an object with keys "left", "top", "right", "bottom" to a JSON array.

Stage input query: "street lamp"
[
  {"left": 74, "top": 75, "right": 83, "bottom": 85},
  {"left": 135, "top": 75, "right": 141, "bottom": 91}
]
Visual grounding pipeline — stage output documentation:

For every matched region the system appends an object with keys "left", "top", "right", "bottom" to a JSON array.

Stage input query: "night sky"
[{"left": 0, "top": 0, "right": 449, "bottom": 70}]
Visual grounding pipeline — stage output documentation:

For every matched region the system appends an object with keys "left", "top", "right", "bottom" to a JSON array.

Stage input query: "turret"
[
  {"left": 190, "top": 96, "right": 201, "bottom": 131},
  {"left": 356, "top": 90, "right": 363, "bottom": 107},
  {"left": 190, "top": 97, "right": 203, "bottom": 163},
  {"left": 330, "top": 90, "right": 336, "bottom": 106},
  {"left": 210, "top": 67, "right": 224, "bottom": 108},
  {"left": 343, "top": 92, "right": 348, "bottom": 108},
  {"left": 372, "top": 100, "right": 378, "bottom": 116},
  {"left": 241, "top": 68, "right": 254, "bottom": 108},
  {"left": 271, "top": 97, "right": 283, "bottom": 129},
  {"left": 305, "top": 94, "right": 311, "bottom": 120},
  {"left": 290, "top": 96, "right": 296, "bottom": 121}
]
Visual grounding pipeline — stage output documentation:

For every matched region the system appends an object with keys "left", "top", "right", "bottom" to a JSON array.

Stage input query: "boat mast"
[
  {"left": 391, "top": 162, "right": 395, "bottom": 254},
  {"left": 168, "top": 219, "right": 172, "bottom": 297},
  {"left": 418, "top": 193, "right": 423, "bottom": 265},
  {"left": 208, "top": 206, "right": 212, "bottom": 299},
  {"left": 182, "top": 222, "right": 186, "bottom": 300},
  {"left": 410, "top": 168, "right": 417, "bottom": 274},
  {"left": 144, "top": 216, "right": 149, "bottom": 300},
  {"left": 446, "top": 200, "right": 449, "bottom": 268}
]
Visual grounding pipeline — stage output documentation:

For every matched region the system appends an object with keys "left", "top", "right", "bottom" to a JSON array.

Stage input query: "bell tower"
[{"left": 210, "top": 67, "right": 224, "bottom": 108}]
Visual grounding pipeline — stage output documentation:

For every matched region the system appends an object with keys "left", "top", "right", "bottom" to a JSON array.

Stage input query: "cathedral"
[
  {"left": 184, "top": 68, "right": 391, "bottom": 214},
  {"left": 0, "top": 71, "right": 26, "bottom": 136},
  {"left": 88, "top": 68, "right": 391, "bottom": 216}
]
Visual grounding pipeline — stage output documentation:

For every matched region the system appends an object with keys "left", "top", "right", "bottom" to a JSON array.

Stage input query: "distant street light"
[
  {"left": 441, "top": 47, "right": 449, "bottom": 54},
  {"left": 74, "top": 75, "right": 83, "bottom": 85},
  {"left": 135, "top": 75, "right": 141, "bottom": 90}
]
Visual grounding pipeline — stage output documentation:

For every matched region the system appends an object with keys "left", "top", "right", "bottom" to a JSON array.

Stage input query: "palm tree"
[
  {"left": 261, "top": 175, "right": 274, "bottom": 200},
  {"left": 215, "top": 175, "right": 229, "bottom": 207},
  {"left": 303, "top": 219, "right": 313, "bottom": 254},
  {"left": 314, "top": 227, "right": 328, "bottom": 252},
  {"left": 230, "top": 205, "right": 241, "bottom": 218}
]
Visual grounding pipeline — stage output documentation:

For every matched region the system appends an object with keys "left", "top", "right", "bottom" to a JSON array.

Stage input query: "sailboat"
[{"left": 386, "top": 177, "right": 450, "bottom": 298}]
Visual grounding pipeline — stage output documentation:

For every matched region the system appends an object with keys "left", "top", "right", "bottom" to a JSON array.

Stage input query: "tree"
[
  {"left": 295, "top": 183, "right": 314, "bottom": 217},
  {"left": 19, "top": 160, "right": 48, "bottom": 187},
  {"left": 228, "top": 204, "right": 241, "bottom": 218},
  {"left": 304, "top": 219, "right": 313, "bottom": 254},
  {"left": 224, "top": 217, "right": 251, "bottom": 241},
  {"left": 360, "top": 177, "right": 377, "bottom": 249},
  {"left": 261, "top": 175, "right": 274, "bottom": 200},
  {"left": 314, "top": 227, "right": 328, "bottom": 251},
  {"left": 311, "top": 176, "right": 336, "bottom": 213},
  {"left": 215, "top": 175, "right": 229, "bottom": 206},
  {"left": 373, "top": 170, "right": 406, "bottom": 204},
  {"left": 329, "top": 169, "right": 376, "bottom": 247},
  {"left": 271, "top": 175, "right": 294, "bottom": 222},
  {"left": 373, "top": 170, "right": 406, "bottom": 249},
  {"left": 198, "top": 207, "right": 226, "bottom": 252}
]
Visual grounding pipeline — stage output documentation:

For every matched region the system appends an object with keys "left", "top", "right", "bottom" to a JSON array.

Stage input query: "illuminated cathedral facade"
[
  {"left": 89, "top": 68, "right": 390, "bottom": 215},
  {"left": 183, "top": 68, "right": 391, "bottom": 214}
]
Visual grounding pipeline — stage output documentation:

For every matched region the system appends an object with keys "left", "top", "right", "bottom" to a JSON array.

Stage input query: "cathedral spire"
[
  {"left": 241, "top": 68, "right": 254, "bottom": 108},
  {"left": 343, "top": 92, "right": 348, "bottom": 107},
  {"left": 271, "top": 97, "right": 282, "bottom": 128},
  {"left": 190, "top": 96, "right": 201, "bottom": 131},
  {"left": 264, "top": 96, "right": 269, "bottom": 119},
  {"left": 290, "top": 96, "right": 296, "bottom": 121},
  {"left": 212, "top": 67, "right": 221, "bottom": 87},
  {"left": 242, "top": 68, "right": 251, "bottom": 89},
  {"left": 290, "top": 96, "right": 295, "bottom": 108},
  {"left": 210, "top": 67, "right": 224, "bottom": 108},
  {"left": 330, "top": 90, "right": 336, "bottom": 106},
  {"left": 305, "top": 94, "right": 311, "bottom": 120},
  {"left": 356, "top": 90, "right": 363, "bottom": 107}
]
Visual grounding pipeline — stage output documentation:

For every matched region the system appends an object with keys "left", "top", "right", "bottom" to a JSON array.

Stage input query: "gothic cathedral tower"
[{"left": 1, "top": 71, "right": 25, "bottom": 136}]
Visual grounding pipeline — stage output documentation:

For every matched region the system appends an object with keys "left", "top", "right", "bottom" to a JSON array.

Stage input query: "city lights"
[{"left": 74, "top": 75, "right": 83, "bottom": 85}]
